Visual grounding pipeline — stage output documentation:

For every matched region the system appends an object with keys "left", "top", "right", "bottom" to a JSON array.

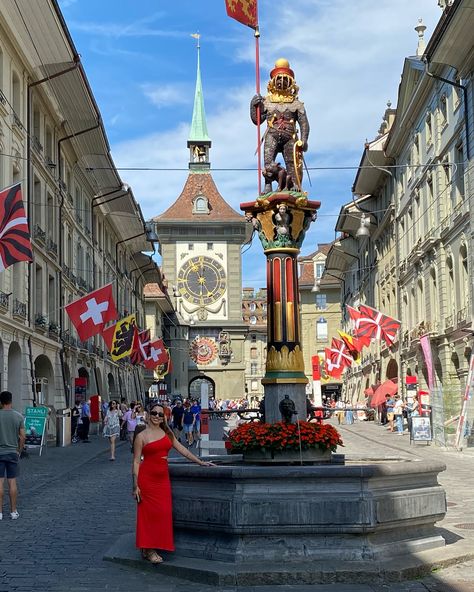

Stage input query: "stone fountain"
[{"left": 104, "top": 58, "right": 447, "bottom": 586}]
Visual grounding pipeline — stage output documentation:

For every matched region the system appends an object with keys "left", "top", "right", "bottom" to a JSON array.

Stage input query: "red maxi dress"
[{"left": 136, "top": 435, "right": 175, "bottom": 551}]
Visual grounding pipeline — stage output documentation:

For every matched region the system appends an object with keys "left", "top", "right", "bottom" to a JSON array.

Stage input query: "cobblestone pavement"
[{"left": 0, "top": 421, "right": 472, "bottom": 591}]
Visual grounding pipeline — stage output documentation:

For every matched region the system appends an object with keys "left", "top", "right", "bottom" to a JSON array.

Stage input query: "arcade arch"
[{"left": 7, "top": 341, "right": 21, "bottom": 409}]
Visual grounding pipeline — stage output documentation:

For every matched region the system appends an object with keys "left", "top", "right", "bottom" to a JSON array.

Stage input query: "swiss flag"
[
  {"left": 65, "top": 284, "right": 118, "bottom": 341},
  {"left": 143, "top": 338, "right": 169, "bottom": 370}
]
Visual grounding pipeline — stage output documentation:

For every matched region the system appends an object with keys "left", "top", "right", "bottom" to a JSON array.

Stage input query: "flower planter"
[{"left": 243, "top": 447, "right": 332, "bottom": 464}]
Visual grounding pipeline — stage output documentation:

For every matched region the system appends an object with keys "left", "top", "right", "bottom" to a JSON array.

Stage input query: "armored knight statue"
[{"left": 250, "top": 58, "right": 310, "bottom": 194}]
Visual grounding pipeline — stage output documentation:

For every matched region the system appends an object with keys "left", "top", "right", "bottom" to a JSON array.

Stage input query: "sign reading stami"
[{"left": 24, "top": 406, "right": 48, "bottom": 449}]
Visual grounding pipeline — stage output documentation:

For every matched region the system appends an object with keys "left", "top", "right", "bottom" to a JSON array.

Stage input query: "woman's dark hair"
[
  {"left": 108, "top": 400, "right": 117, "bottom": 410},
  {"left": 149, "top": 403, "right": 175, "bottom": 442}
]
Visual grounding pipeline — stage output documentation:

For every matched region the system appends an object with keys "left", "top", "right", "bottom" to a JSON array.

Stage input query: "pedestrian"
[
  {"left": 190, "top": 399, "right": 201, "bottom": 442},
  {"left": 335, "top": 399, "right": 345, "bottom": 425},
  {"left": 406, "top": 396, "right": 419, "bottom": 435},
  {"left": 132, "top": 403, "right": 147, "bottom": 427},
  {"left": 385, "top": 395, "right": 395, "bottom": 432},
  {"left": 119, "top": 398, "right": 128, "bottom": 441},
  {"left": 103, "top": 400, "right": 122, "bottom": 460},
  {"left": 170, "top": 400, "right": 184, "bottom": 441},
  {"left": 71, "top": 403, "right": 80, "bottom": 442},
  {"left": 182, "top": 403, "right": 195, "bottom": 446},
  {"left": 393, "top": 395, "right": 405, "bottom": 435},
  {"left": 345, "top": 401, "right": 354, "bottom": 425},
  {"left": 0, "top": 391, "right": 25, "bottom": 520},
  {"left": 123, "top": 402, "right": 137, "bottom": 450},
  {"left": 132, "top": 402, "right": 215, "bottom": 564},
  {"left": 81, "top": 399, "right": 91, "bottom": 442}
]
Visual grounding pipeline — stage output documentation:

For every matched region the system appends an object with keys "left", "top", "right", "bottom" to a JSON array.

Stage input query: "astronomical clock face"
[
  {"left": 177, "top": 256, "right": 226, "bottom": 306},
  {"left": 189, "top": 337, "right": 218, "bottom": 365}
]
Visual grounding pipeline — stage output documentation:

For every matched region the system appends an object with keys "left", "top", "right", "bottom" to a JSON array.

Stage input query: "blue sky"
[{"left": 59, "top": 0, "right": 442, "bottom": 288}]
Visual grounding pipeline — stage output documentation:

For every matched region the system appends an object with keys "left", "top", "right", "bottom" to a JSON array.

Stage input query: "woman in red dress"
[{"left": 132, "top": 403, "right": 214, "bottom": 564}]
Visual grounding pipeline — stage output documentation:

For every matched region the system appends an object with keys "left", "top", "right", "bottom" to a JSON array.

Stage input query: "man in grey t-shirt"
[{"left": 0, "top": 391, "right": 25, "bottom": 520}]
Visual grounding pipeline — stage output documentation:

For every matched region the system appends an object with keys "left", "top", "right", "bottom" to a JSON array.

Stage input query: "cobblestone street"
[{"left": 1, "top": 421, "right": 473, "bottom": 592}]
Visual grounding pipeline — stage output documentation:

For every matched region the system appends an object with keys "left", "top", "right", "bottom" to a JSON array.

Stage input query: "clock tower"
[{"left": 151, "top": 44, "right": 250, "bottom": 400}]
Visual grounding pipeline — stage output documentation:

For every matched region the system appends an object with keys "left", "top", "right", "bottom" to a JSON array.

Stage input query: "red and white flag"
[
  {"left": 65, "top": 284, "right": 118, "bottom": 341},
  {"left": 357, "top": 304, "right": 401, "bottom": 346},
  {"left": 0, "top": 183, "right": 33, "bottom": 272},
  {"left": 143, "top": 338, "right": 169, "bottom": 370},
  {"left": 346, "top": 305, "right": 372, "bottom": 348}
]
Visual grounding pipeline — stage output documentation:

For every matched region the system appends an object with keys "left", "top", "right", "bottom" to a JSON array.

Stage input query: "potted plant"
[{"left": 227, "top": 421, "right": 343, "bottom": 463}]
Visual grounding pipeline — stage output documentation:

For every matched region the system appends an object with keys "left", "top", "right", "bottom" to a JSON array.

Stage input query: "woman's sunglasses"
[{"left": 150, "top": 411, "right": 165, "bottom": 418}]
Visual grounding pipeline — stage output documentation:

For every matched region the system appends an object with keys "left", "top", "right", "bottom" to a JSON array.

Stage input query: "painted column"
[{"left": 241, "top": 193, "right": 320, "bottom": 422}]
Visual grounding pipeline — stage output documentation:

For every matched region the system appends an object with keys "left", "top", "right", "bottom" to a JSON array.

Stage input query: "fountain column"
[{"left": 241, "top": 193, "right": 320, "bottom": 422}]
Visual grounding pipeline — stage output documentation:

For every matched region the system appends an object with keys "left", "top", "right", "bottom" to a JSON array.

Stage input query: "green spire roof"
[{"left": 189, "top": 45, "right": 211, "bottom": 144}]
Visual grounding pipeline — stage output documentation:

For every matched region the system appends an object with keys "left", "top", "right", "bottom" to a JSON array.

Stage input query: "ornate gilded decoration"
[
  {"left": 177, "top": 255, "right": 226, "bottom": 306},
  {"left": 266, "top": 345, "right": 305, "bottom": 373},
  {"left": 218, "top": 330, "right": 232, "bottom": 364},
  {"left": 189, "top": 336, "right": 218, "bottom": 365}
]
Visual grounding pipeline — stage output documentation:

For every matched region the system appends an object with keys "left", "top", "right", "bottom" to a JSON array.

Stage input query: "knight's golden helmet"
[{"left": 270, "top": 58, "right": 295, "bottom": 92}]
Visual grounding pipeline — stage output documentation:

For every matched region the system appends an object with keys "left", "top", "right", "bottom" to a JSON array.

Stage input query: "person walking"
[
  {"left": 132, "top": 403, "right": 215, "bottom": 564},
  {"left": 335, "top": 399, "right": 345, "bottom": 425},
  {"left": 81, "top": 399, "right": 91, "bottom": 442},
  {"left": 182, "top": 403, "right": 195, "bottom": 446},
  {"left": 170, "top": 400, "right": 184, "bottom": 441},
  {"left": 385, "top": 396, "right": 395, "bottom": 432},
  {"left": 103, "top": 400, "right": 122, "bottom": 460},
  {"left": 345, "top": 401, "right": 354, "bottom": 425},
  {"left": 190, "top": 399, "right": 201, "bottom": 442},
  {"left": 0, "top": 391, "right": 25, "bottom": 520},
  {"left": 393, "top": 395, "right": 405, "bottom": 435},
  {"left": 122, "top": 402, "right": 137, "bottom": 450}
]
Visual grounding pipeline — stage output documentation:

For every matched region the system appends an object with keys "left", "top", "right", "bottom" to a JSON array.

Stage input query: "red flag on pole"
[
  {"left": 131, "top": 329, "right": 151, "bottom": 365},
  {"left": 143, "top": 339, "right": 169, "bottom": 370},
  {"left": 65, "top": 284, "right": 118, "bottom": 341},
  {"left": 346, "top": 305, "right": 372, "bottom": 348},
  {"left": 225, "top": 0, "right": 258, "bottom": 29},
  {"left": 358, "top": 304, "right": 401, "bottom": 346},
  {"left": 0, "top": 183, "right": 33, "bottom": 272}
]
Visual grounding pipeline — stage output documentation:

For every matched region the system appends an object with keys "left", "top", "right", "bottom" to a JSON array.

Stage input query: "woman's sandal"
[{"left": 142, "top": 549, "right": 163, "bottom": 564}]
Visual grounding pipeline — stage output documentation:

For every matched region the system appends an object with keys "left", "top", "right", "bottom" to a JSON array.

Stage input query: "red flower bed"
[{"left": 228, "top": 421, "right": 343, "bottom": 453}]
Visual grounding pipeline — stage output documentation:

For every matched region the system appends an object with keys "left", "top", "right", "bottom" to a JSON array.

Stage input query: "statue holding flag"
[{"left": 250, "top": 59, "right": 310, "bottom": 193}]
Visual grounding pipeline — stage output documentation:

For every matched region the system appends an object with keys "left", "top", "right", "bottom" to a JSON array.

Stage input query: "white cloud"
[{"left": 142, "top": 83, "right": 191, "bottom": 108}]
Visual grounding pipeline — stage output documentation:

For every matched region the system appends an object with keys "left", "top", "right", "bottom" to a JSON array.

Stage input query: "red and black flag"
[
  {"left": 0, "top": 184, "right": 33, "bottom": 272},
  {"left": 357, "top": 304, "right": 401, "bottom": 347},
  {"left": 130, "top": 329, "right": 151, "bottom": 366}
]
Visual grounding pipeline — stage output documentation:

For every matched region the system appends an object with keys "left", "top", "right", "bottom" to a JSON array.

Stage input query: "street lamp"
[{"left": 356, "top": 213, "right": 371, "bottom": 239}]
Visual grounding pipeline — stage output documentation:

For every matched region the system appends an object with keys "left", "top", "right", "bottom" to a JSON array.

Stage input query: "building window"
[
  {"left": 193, "top": 195, "right": 209, "bottom": 214},
  {"left": 250, "top": 316, "right": 257, "bottom": 325},
  {"left": 251, "top": 380, "right": 258, "bottom": 391},
  {"left": 188, "top": 243, "right": 194, "bottom": 250},
  {"left": 425, "top": 113, "right": 432, "bottom": 146},
  {"left": 315, "top": 293, "right": 327, "bottom": 310},
  {"left": 249, "top": 302, "right": 256, "bottom": 311},
  {"left": 251, "top": 347, "right": 257, "bottom": 359},
  {"left": 454, "top": 142, "right": 465, "bottom": 202},
  {"left": 440, "top": 94, "right": 448, "bottom": 126},
  {"left": 251, "top": 333, "right": 256, "bottom": 342},
  {"left": 315, "top": 263, "right": 325, "bottom": 279},
  {"left": 316, "top": 318, "right": 328, "bottom": 341},
  {"left": 251, "top": 363, "right": 258, "bottom": 375},
  {"left": 207, "top": 242, "right": 213, "bottom": 250}
]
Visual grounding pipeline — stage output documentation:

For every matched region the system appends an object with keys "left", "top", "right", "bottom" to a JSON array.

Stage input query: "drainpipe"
[{"left": 423, "top": 57, "right": 470, "bottom": 160}]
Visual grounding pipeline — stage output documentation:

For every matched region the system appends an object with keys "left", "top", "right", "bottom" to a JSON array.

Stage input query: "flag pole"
[{"left": 255, "top": 24, "right": 262, "bottom": 196}]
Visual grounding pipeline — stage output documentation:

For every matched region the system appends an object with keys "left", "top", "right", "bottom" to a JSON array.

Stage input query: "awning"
[
  {"left": 370, "top": 379, "right": 398, "bottom": 407},
  {"left": 364, "top": 387, "right": 374, "bottom": 396}
]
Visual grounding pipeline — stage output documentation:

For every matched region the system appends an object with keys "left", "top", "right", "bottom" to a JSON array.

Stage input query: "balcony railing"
[
  {"left": 77, "top": 277, "right": 88, "bottom": 291},
  {"left": 0, "top": 291, "right": 10, "bottom": 310},
  {"left": 46, "top": 237, "right": 58, "bottom": 256},
  {"left": 32, "top": 136, "right": 43, "bottom": 153},
  {"left": 457, "top": 307, "right": 469, "bottom": 326},
  {"left": 12, "top": 299, "right": 27, "bottom": 319},
  {"left": 445, "top": 313, "right": 455, "bottom": 329},
  {"left": 33, "top": 224, "right": 46, "bottom": 244},
  {"left": 12, "top": 112, "right": 24, "bottom": 131}
]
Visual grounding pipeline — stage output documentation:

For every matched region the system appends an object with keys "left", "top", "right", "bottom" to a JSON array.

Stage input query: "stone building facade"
[
  {"left": 325, "top": 4, "right": 474, "bottom": 443},
  {"left": 299, "top": 243, "right": 343, "bottom": 400},
  {"left": 0, "top": 2, "right": 153, "bottom": 438},
  {"left": 242, "top": 287, "right": 267, "bottom": 402}
]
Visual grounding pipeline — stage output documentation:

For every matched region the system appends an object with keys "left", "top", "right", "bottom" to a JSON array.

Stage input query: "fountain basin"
[{"left": 169, "top": 458, "right": 447, "bottom": 563}]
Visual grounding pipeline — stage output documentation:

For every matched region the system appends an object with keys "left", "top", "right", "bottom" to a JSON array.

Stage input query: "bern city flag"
[
  {"left": 358, "top": 304, "right": 401, "bottom": 346},
  {"left": 65, "top": 284, "right": 118, "bottom": 341},
  {"left": 346, "top": 305, "right": 372, "bottom": 348},
  {"left": 330, "top": 337, "right": 353, "bottom": 369},
  {"left": 143, "top": 338, "right": 169, "bottom": 370},
  {"left": 0, "top": 183, "right": 33, "bottom": 272},
  {"left": 338, "top": 330, "right": 363, "bottom": 361},
  {"left": 225, "top": 0, "right": 258, "bottom": 29},
  {"left": 102, "top": 314, "right": 137, "bottom": 362}
]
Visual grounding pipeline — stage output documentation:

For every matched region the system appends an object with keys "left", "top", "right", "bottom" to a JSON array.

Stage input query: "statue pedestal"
[
  {"left": 264, "top": 382, "right": 306, "bottom": 423},
  {"left": 243, "top": 447, "right": 332, "bottom": 463}
]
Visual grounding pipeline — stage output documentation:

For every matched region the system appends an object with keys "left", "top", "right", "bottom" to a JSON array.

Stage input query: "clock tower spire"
[{"left": 188, "top": 34, "right": 211, "bottom": 170}]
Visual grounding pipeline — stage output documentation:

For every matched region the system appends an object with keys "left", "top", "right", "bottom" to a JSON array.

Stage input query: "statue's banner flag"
[
  {"left": 102, "top": 314, "right": 137, "bottom": 362},
  {"left": 225, "top": 0, "right": 258, "bottom": 29}
]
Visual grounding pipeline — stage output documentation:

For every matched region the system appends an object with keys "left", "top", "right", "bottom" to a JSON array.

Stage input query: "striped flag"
[
  {"left": 0, "top": 184, "right": 33, "bottom": 272},
  {"left": 358, "top": 304, "right": 401, "bottom": 346}
]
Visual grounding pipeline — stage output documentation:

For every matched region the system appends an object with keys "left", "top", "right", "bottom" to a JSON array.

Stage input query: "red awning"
[
  {"left": 370, "top": 379, "right": 398, "bottom": 407},
  {"left": 364, "top": 387, "right": 374, "bottom": 396}
]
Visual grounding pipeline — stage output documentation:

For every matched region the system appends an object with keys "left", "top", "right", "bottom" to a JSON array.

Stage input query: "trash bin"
[{"left": 56, "top": 408, "right": 71, "bottom": 447}]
